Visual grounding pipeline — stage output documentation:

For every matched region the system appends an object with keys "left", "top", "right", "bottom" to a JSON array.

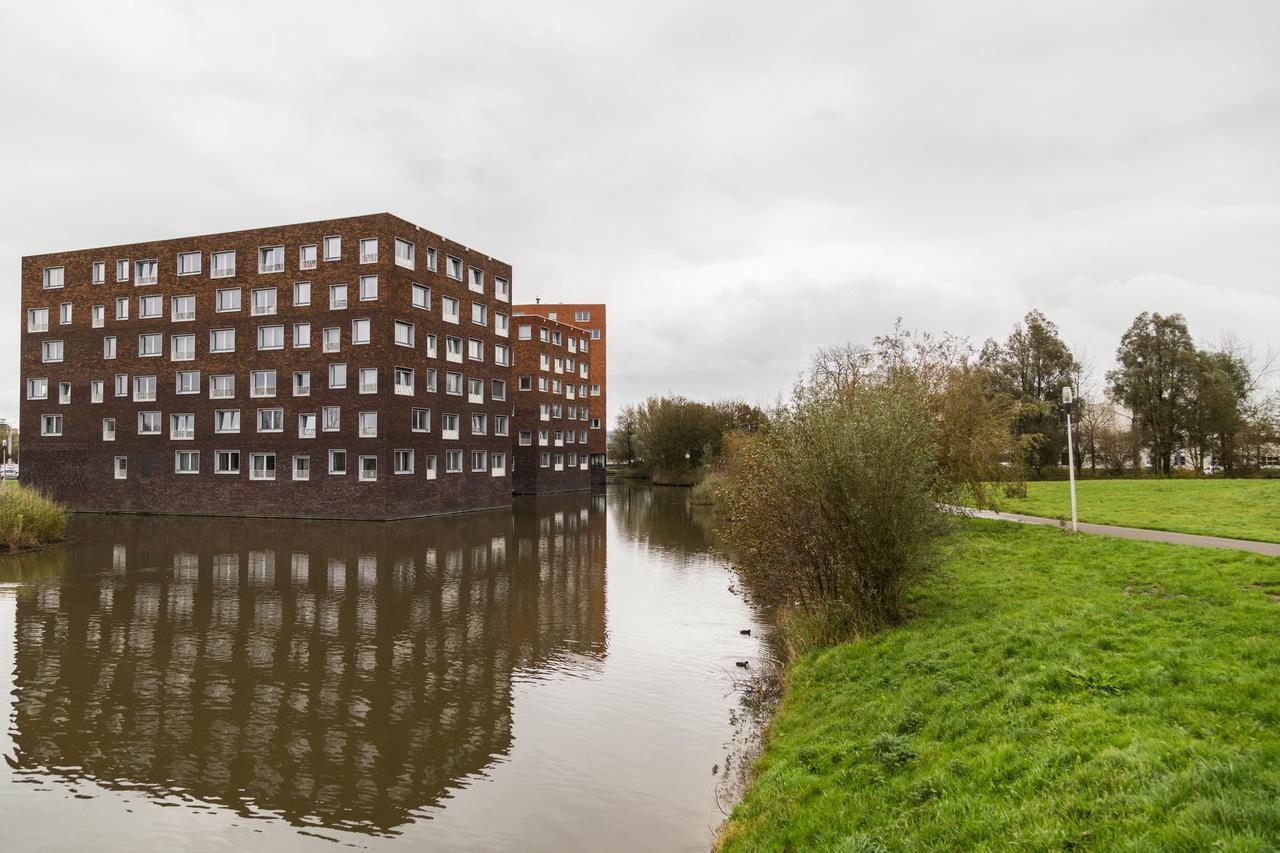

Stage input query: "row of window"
[
  {"left": 514, "top": 309, "right": 603, "bottom": 341},
  {"left": 29, "top": 369, "right": 509, "bottom": 403},
  {"left": 516, "top": 325, "right": 591, "bottom": 353},
  {"left": 106, "top": 447, "right": 509, "bottom": 482},
  {"left": 40, "top": 237, "right": 510, "bottom": 301},
  {"left": 38, "top": 324, "right": 517, "bottom": 370},
  {"left": 28, "top": 280, "right": 516, "bottom": 334},
  {"left": 39, "top": 406, "right": 511, "bottom": 440}
]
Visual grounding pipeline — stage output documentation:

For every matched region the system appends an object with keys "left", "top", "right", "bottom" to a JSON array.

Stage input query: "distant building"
[
  {"left": 510, "top": 314, "right": 593, "bottom": 493},
  {"left": 19, "top": 214, "right": 515, "bottom": 519},
  {"left": 513, "top": 303, "right": 606, "bottom": 484}
]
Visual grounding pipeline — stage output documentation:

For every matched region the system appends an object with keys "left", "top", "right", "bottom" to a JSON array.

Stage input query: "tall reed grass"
[{"left": 0, "top": 483, "right": 68, "bottom": 551}]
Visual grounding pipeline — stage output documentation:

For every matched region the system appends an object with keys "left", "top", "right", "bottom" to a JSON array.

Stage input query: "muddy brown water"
[{"left": 0, "top": 485, "right": 772, "bottom": 851}]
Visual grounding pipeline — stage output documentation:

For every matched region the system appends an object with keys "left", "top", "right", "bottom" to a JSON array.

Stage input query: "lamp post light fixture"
[{"left": 1062, "top": 387, "right": 1078, "bottom": 532}]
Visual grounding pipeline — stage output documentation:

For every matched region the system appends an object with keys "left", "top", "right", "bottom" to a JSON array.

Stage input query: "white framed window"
[
  {"left": 468, "top": 378, "right": 484, "bottom": 403},
  {"left": 411, "top": 408, "right": 430, "bottom": 432},
  {"left": 351, "top": 318, "right": 371, "bottom": 344},
  {"left": 322, "top": 406, "right": 341, "bottom": 432},
  {"left": 43, "top": 266, "right": 65, "bottom": 289},
  {"left": 139, "top": 294, "right": 162, "bottom": 318},
  {"left": 323, "top": 326, "right": 341, "bottom": 353},
  {"left": 467, "top": 339, "right": 484, "bottom": 362},
  {"left": 171, "top": 334, "right": 196, "bottom": 362},
  {"left": 216, "top": 287, "right": 241, "bottom": 312},
  {"left": 468, "top": 267, "right": 484, "bottom": 292},
  {"left": 445, "top": 449, "right": 463, "bottom": 473},
  {"left": 359, "top": 275, "right": 378, "bottom": 301},
  {"left": 293, "top": 370, "right": 311, "bottom": 396},
  {"left": 210, "top": 374, "right": 235, "bottom": 399},
  {"left": 170, "top": 413, "right": 195, "bottom": 440},
  {"left": 211, "top": 250, "right": 236, "bottom": 278},
  {"left": 177, "top": 251, "right": 201, "bottom": 276},
  {"left": 214, "top": 409, "right": 240, "bottom": 434},
  {"left": 330, "top": 283, "right": 348, "bottom": 309},
  {"left": 299, "top": 244, "right": 317, "bottom": 270},
  {"left": 258, "top": 246, "right": 284, "bottom": 274},
  {"left": 442, "top": 296, "right": 460, "bottom": 324},
  {"left": 471, "top": 413, "right": 487, "bottom": 435},
  {"left": 26, "top": 378, "right": 48, "bottom": 400},
  {"left": 441, "top": 412, "right": 459, "bottom": 440},
  {"left": 495, "top": 312, "right": 509, "bottom": 337},
  {"left": 128, "top": 373, "right": 152, "bottom": 399},
  {"left": 176, "top": 370, "right": 200, "bottom": 395},
  {"left": 298, "top": 412, "right": 317, "bottom": 438},
  {"left": 293, "top": 455, "right": 311, "bottom": 481},
  {"left": 359, "top": 237, "right": 378, "bottom": 264},
  {"left": 250, "top": 369, "right": 277, "bottom": 398},
  {"left": 471, "top": 303, "right": 487, "bottom": 325},
  {"left": 495, "top": 277, "right": 510, "bottom": 302},
  {"left": 293, "top": 322, "right": 311, "bottom": 348},
  {"left": 518, "top": 324, "right": 532, "bottom": 341},
  {"left": 91, "top": 380, "right": 104, "bottom": 403},
  {"left": 257, "top": 407, "right": 284, "bottom": 433},
  {"left": 171, "top": 295, "right": 196, "bottom": 322},
  {"left": 293, "top": 280, "right": 312, "bottom": 306},
  {"left": 27, "top": 308, "right": 49, "bottom": 333},
  {"left": 42, "top": 340, "right": 64, "bottom": 363},
  {"left": 358, "top": 411, "right": 378, "bottom": 438},
  {"left": 495, "top": 415, "right": 509, "bottom": 437},
  {"left": 495, "top": 344, "right": 511, "bottom": 367},
  {"left": 113, "top": 297, "right": 129, "bottom": 321},
  {"left": 250, "top": 452, "right": 276, "bottom": 481},
  {"left": 412, "top": 283, "right": 430, "bottom": 310},
  {"left": 323, "top": 235, "right": 341, "bottom": 261},
  {"left": 424, "top": 368, "right": 437, "bottom": 392},
  {"left": 426, "top": 247, "right": 438, "bottom": 272},
  {"left": 92, "top": 261, "right": 105, "bottom": 284},
  {"left": 114, "top": 374, "right": 129, "bottom": 397},
  {"left": 445, "top": 372, "right": 463, "bottom": 395},
  {"left": 359, "top": 455, "right": 378, "bottom": 481},
  {"left": 358, "top": 367, "right": 377, "bottom": 394},
  {"left": 104, "top": 336, "right": 119, "bottom": 359},
  {"left": 491, "top": 452, "right": 507, "bottom": 476},
  {"left": 446, "top": 256, "right": 463, "bottom": 281},
  {"left": 135, "top": 259, "right": 158, "bottom": 285},
  {"left": 215, "top": 450, "right": 240, "bottom": 474},
  {"left": 102, "top": 417, "right": 116, "bottom": 441},
  {"left": 328, "top": 448, "right": 346, "bottom": 474},
  {"left": 426, "top": 335, "right": 439, "bottom": 359},
  {"left": 471, "top": 450, "right": 487, "bottom": 472},
  {"left": 251, "top": 287, "right": 277, "bottom": 316},
  {"left": 114, "top": 455, "right": 128, "bottom": 479},
  {"left": 395, "top": 238, "right": 415, "bottom": 269},
  {"left": 56, "top": 382, "right": 72, "bottom": 405},
  {"left": 393, "top": 449, "right": 414, "bottom": 474},
  {"left": 58, "top": 302, "right": 72, "bottom": 325},
  {"left": 425, "top": 454, "right": 438, "bottom": 480},
  {"left": 591, "top": 328, "right": 601, "bottom": 340},
  {"left": 539, "top": 327, "right": 550, "bottom": 343},
  {"left": 394, "top": 367, "right": 414, "bottom": 395},
  {"left": 257, "top": 325, "right": 284, "bottom": 350},
  {"left": 392, "top": 320, "right": 415, "bottom": 348},
  {"left": 518, "top": 429, "right": 533, "bottom": 446},
  {"left": 445, "top": 336, "right": 463, "bottom": 363},
  {"left": 210, "top": 328, "right": 236, "bottom": 353},
  {"left": 137, "top": 411, "right": 161, "bottom": 435},
  {"left": 41, "top": 414, "right": 63, "bottom": 436},
  {"left": 116, "top": 259, "right": 130, "bottom": 282},
  {"left": 328, "top": 363, "right": 347, "bottom": 389}
]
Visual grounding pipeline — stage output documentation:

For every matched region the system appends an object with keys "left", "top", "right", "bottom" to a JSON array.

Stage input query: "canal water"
[{"left": 0, "top": 485, "right": 771, "bottom": 852}]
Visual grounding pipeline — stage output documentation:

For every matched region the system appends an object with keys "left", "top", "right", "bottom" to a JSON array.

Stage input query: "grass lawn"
[
  {"left": 720, "top": 520, "right": 1280, "bottom": 850},
  {"left": 997, "top": 479, "right": 1280, "bottom": 544}
]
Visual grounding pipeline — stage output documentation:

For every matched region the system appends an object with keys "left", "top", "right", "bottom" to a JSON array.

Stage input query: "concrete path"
[{"left": 963, "top": 508, "right": 1280, "bottom": 557}]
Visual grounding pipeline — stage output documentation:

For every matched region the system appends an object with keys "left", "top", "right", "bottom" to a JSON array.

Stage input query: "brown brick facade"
[
  {"left": 513, "top": 303, "right": 606, "bottom": 484},
  {"left": 19, "top": 213, "right": 515, "bottom": 520},
  {"left": 510, "top": 315, "right": 592, "bottom": 494}
]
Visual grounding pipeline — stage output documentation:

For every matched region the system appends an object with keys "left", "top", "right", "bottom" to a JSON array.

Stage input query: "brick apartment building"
[
  {"left": 513, "top": 303, "right": 606, "bottom": 484},
  {"left": 19, "top": 213, "right": 516, "bottom": 520},
  {"left": 511, "top": 315, "right": 593, "bottom": 493}
]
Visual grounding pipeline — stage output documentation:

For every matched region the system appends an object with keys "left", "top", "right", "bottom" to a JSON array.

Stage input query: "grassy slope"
[
  {"left": 999, "top": 479, "right": 1280, "bottom": 544},
  {"left": 720, "top": 521, "right": 1280, "bottom": 851}
]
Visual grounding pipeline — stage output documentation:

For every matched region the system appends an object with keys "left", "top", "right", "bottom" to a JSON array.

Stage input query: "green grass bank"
[
  {"left": 0, "top": 482, "right": 68, "bottom": 551},
  {"left": 720, "top": 520, "right": 1280, "bottom": 850},
  {"left": 998, "top": 479, "right": 1280, "bottom": 544}
]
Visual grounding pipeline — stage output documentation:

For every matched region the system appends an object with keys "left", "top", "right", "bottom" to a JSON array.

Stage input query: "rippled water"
[{"left": 0, "top": 485, "right": 771, "bottom": 851}]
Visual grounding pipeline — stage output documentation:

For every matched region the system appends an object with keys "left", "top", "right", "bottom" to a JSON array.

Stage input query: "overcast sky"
[{"left": 3, "top": 0, "right": 1278, "bottom": 427}]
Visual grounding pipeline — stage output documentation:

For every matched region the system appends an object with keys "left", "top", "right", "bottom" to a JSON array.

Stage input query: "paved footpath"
[{"left": 964, "top": 508, "right": 1280, "bottom": 557}]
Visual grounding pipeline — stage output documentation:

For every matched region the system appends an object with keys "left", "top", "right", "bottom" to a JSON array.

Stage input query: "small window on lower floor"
[
  {"left": 215, "top": 450, "right": 240, "bottom": 474},
  {"left": 250, "top": 452, "right": 276, "bottom": 481},
  {"left": 425, "top": 454, "right": 437, "bottom": 480},
  {"left": 393, "top": 449, "right": 414, "bottom": 474},
  {"left": 293, "top": 455, "right": 310, "bottom": 481},
  {"left": 359, "top": 455, "right": 378, "bottom": 481},
  {"left": 329, "top": 449, "right": 347, "bottom": 475},
  {"left": 113, "top": 456, "right": 128, "bottom": 479},
  {"left": 175, "top": 450, "right": 200, "bottom": 474}
]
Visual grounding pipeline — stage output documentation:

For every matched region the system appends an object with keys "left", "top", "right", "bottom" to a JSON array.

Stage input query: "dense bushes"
[
  {"left": 718, "top": 331, "right": 1018, "bottom": 652},
  {"left": 1, "top": 484, "right": 68, "bottom": 551}
]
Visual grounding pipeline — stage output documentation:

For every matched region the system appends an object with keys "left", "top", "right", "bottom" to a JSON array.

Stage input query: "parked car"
[{"left": 1, "top": 463, "right": 18, "bottom": 480}]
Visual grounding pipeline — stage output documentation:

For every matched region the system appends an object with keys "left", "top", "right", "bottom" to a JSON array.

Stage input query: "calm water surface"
[{"left": 0, "top": 485, "right": 771, "bottom": 852}]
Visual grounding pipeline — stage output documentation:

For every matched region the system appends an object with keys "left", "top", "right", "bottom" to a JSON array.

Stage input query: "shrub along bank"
[
  {"left": 0, "top": 483, "right": 68, "bottom": 551},
  {"left": 719, "top": 520, "right": 1280, "bottom": 850}
]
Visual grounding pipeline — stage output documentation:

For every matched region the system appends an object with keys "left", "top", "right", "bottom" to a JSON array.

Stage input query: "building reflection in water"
[{"left": 4, "top": 492, "right": 606, "bottom": 836}]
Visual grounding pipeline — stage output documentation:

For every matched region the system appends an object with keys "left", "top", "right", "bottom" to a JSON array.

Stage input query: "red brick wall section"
[
  {"left": 19, "top": 213, "right": 515, "bottom": 520},
  {"left": 510, "top": 314, "right": 592, "bottom": 494}
]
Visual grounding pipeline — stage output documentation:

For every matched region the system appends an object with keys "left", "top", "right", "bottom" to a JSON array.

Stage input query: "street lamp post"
[{"left": 1062, "top": 387, "right": 1078, "bottom": 532}]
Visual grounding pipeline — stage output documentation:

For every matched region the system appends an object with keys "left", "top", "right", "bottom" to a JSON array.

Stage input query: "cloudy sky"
[{"left": 3, "top": 0, "right": 1278, "bottom": 426}]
